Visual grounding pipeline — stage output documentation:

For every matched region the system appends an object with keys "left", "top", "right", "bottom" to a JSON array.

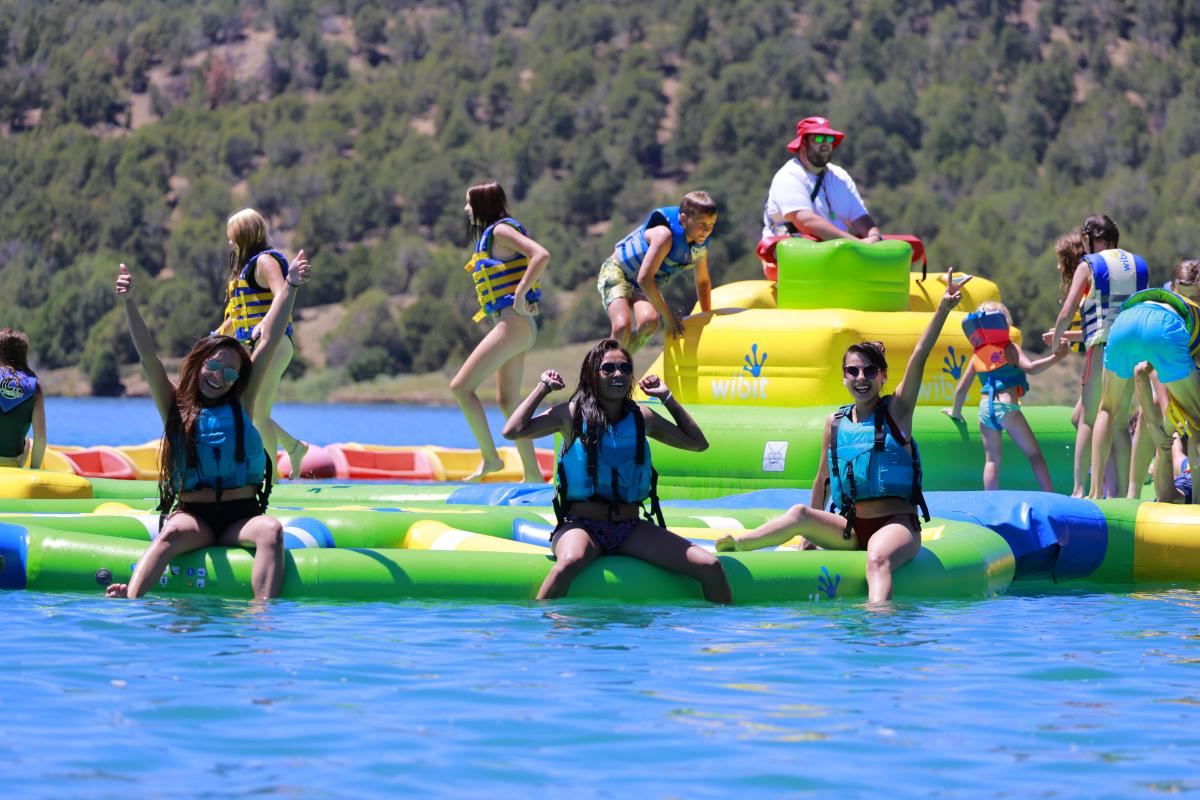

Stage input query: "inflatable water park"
[{"left": 1, "top": 240, "right": 1195, "bottom": 602}]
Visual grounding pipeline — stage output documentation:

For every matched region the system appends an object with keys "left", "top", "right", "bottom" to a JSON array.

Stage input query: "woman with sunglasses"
[
  {"left": 503, "top": 339, "right": 731, "bottom": 602},
  {"left": 716, "top": 269, "right": 969, "bottom": 603},
  {"left": 106, "top": 251, "right": 311, "bottom": 600}
]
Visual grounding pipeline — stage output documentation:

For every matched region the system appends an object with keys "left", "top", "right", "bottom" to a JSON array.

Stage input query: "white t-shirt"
[{"left": 761, "top": 159, "right": 870, "bottom": 239}]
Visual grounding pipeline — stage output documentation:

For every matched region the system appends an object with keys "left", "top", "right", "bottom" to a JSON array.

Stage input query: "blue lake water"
[{"left": 6, "top": 400, "right": 1200, "bottom": 795}]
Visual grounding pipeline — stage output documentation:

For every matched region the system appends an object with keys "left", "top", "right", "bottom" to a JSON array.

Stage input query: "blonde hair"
[
  {"left": 1174, "top": 259, "right": 1200, "bottom": 287},
  {"left": 978, "top": 300, "right": 1013, "bottom": 326},
  {"left": 226, "top": 208, "right": 270, "bottom": 279}
]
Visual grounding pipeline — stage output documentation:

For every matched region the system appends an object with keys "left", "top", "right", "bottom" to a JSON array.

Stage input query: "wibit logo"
[
  {"left": 817, "top": 566, "right": 841, "bottom": 599},
  {"left": 712, "top": 343, "right": 769, "bottom": 401},
  {"left": 942, "top": 345, "right": 966, "bottom": 380},
  {"left": 743, "top": 344, "right": 768, "bottom": 377}
]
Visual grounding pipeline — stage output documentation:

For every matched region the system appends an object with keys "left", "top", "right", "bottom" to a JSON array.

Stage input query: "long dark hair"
[
  {"left": 466, "top": 181, "right": 510, "bottom": 244},
  {"left": 0, "top": 328, "right": 35, "bottom": 376},
  {"left": 1056, "top": 229, "right": 1085, "bottom": 298},
  {"left": 157, "top": 335, "right": 252, "bottom": 518},
  {"left": 567, "top": 339, "right": 633, "bottom": 449}
]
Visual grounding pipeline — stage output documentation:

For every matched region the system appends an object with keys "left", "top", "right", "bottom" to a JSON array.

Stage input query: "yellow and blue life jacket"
[
  {"left": 0, "top": 368, "right": 37, "bottom": 458},
  {"left": 223, "top": 249, "right": 293, "bottom": 344},
  {"left": 613, "top": 206, "right": 709, "bottom": 287},
  {"left": 827, "top": 396, "right": 930, "bottom": 539},
  {"left": 553, "top": 402, "right": 664, "bottom": 526},
  {"left": 465, "top": 217, "right": 540, "bottom": 323}
]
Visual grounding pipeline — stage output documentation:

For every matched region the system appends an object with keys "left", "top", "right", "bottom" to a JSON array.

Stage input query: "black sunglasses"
[
  {"left": 599, "top": 361, "right": 634, "bottom": 375},
  {"left": 843, "top": 365, "right": 880, "bottom": 380}
]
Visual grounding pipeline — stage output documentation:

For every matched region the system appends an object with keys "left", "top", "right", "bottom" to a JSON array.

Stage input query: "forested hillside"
[{"left": 2, "top": 0, "right": 1199, "bottom": 394}]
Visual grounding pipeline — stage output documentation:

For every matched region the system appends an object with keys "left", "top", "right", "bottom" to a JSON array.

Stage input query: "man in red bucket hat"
[{"left": 757, "top": 116, "right": 926, "bottom": 276}]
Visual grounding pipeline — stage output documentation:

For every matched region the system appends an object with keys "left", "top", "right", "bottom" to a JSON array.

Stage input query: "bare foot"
[
  {"left": 522, "top": 470, "right": 546, "bottom": 484},
  {"left": 463, "top": 457, "right": 504, "bottom": 482},
  {"left": 106, "top": 583, "right": 129, "bottom": 598},
  {"left": 286, "top": 440, "right": 310, "bottom": 481},
  {"left": 714, "top": 535, "right": 739, "bottom": 552}
]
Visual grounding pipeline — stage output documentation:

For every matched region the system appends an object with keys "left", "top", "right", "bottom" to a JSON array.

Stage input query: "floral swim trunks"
[
  {"left": 596, "top": 255, "right": 643, "bottom": 309},
  {"left": 554, "top": 514, "right": 640, "bottom": 555}
]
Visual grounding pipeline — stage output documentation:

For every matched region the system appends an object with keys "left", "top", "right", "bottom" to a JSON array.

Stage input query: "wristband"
[
  {"left": 661, "top": 390, "right": 673, "bottom": 403},
  {"left": 538, "top": 379, "right": 553, "bottom": 391},
  {"left": 286, "top": 277, "right": 303, "bottom": 287}
]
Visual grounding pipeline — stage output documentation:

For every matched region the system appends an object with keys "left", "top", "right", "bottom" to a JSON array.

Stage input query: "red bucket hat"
[{"left": 786, "top": 116, "right": 845, "bottom": 153}]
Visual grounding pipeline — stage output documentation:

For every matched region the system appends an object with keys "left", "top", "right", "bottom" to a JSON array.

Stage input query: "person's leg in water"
[
  {"left": 450, "top": 309, "right": 537, "bottom": 481},
  {"left": 1074, "top": 346, "right": 1103, "bottom": 497},
  {"left": 217, "top": 514, "right": 285, "bottom": 600},
  {"left": 863, "top": 520, "right": 922, "bottom": 604},
  {"left": 106, "top": 512, "right": 214, "bottom": 599},
  {"left": 1000, "top": 408, "right": 1055, "bottom": 492},
  {"left": 255, "top": 335, "right": 308, "bottom": 480},
  {"left": 1090, "top": 369, "right": 1134, "bottom": 499},
  {"left": 618, "top": 521, "right": 731, "bottom": 603},
  {"left": 626, "top": 297, "right": 662, "bottom": 355},
  {"left": 495, "top": 347, "right": 543, "bottom": 482},
  {"left": 538, "top": 525, "right": 601, "bottom": 600}
]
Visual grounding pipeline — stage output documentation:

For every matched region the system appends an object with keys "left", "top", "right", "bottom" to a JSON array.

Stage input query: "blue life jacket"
[
  {"left": 613, "top": 206, "right": 709, "bottom": 287},
  {"left": 0, "top": 368, "right": 37, "bottom": 413},
  {"left": 176, "top": 402, "right": 268, "bottom": 494},
  {"left": 0, "top": 368, "right": 37, "bottom": 458},
  {"left": 553, "top": 402, "right": 664, "bottom": 525},
  {"left": 1080, "top": 248, "right": 1148, "bottom": 347},
  {"left": 827, "top": 396, "right": 929, "bottom": 539}
]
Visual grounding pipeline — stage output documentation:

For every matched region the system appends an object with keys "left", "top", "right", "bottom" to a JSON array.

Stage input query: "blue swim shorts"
[
  {"left": 1105, "top": 302, "right": 1195, "bottom": 383},
  {"left": 978, "top": 395, "right": 1020, "bottom": 431}
]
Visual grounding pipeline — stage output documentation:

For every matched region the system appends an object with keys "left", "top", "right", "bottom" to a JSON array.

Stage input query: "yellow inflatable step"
[{"left": 0, "top": 467, "right": 93, "bottom": 499}]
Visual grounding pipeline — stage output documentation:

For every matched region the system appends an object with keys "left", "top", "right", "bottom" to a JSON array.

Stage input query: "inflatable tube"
[
  {"left": 698, "top": 274, "right": 1001, "bottom": 316},
  {"left": 0, "top": 519, "right": 1013, "bottom": 602},
  {"left": 642, "top": 404, "right": 1075, "bottom": 498},
  {"left": 0, "top": 467, "right": 92, "bottom": 500}
]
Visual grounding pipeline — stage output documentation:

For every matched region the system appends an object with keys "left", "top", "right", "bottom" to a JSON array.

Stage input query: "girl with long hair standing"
[
  {"left": 454, "top": 182, "right": 550, "bottom": 482},
  {"left": 107, "top": 250, "right": 311, "bottom": 600}
]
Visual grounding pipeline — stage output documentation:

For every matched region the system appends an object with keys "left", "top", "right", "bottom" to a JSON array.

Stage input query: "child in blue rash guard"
[
  {"left": 0, "top": 328, "right": 46, "bottom": 470},
  {"left": 502, "top": 339, "right": 730, "bottom": 603},
  {"left": 943, "top": 301, "right": 1070, "bottom": 492},
  {"left": 716, "top": 270, "right": 968, "bottom": 604},
  {"left": 107, "top": 252, "right": 310, "bottom": 600},
  {"left": 598, "top": 191, "right": 717, "bottom": 354}
]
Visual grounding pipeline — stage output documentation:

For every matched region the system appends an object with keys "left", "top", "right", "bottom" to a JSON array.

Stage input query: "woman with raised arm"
[
  {"left": 107, "top": 250, "right": 311, "bottom": 600},
  {"left": 716, "top": 269, "right": 969, "bottom": 603},
  {"left": 503, "top": 339, "right": 731, "bottom": 603}
]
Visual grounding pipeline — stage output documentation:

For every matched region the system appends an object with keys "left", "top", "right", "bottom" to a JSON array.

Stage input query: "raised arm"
[
  {"left": 115, "top": 263, "right": 174, "bottom": 423},
  {"left": 503, "top": 370, "right": 572, "bottom": 441},
  {"left": 639, "top": 374, "right": 707, "bottom": 451},
  {"left": 893, "top": 268, "right": 969, "bottom": 421},
  {"left": 30, "top": 388, "right": 46, "bottom": 470},
  {"left": 492, "top": 223, "right": 550, "bottom": 318},
  {"left": 242, "top": 250, "right": 309, "bottom": 411}
]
